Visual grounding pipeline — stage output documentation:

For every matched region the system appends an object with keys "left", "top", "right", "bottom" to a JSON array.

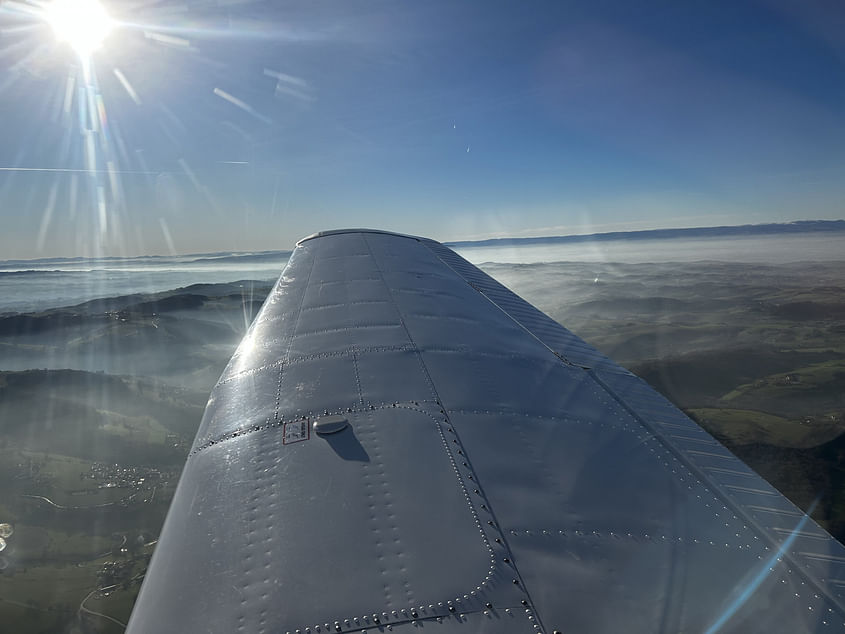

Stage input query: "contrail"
[
  {"left": 0, "top": 167, "right": 163, "bottom": 174},
  {"left": 213, "top": 87, "right": 273, "bottom": 125}
]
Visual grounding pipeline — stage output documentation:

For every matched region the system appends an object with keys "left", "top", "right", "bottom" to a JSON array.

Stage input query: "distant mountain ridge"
[
  {"left": 445, "top": 219, "right": 845, "bottom": 248},
  {"left": 2, "top": 220, "right": 842, "bottom": 266},
  {"left": 0, "top": 249, "right": 291, "bottom": 269}
]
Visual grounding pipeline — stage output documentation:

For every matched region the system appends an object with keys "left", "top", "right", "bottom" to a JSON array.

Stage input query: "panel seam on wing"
[
  {"left": 188, "top": 400, "right": 441, "bottom": 456},
  {"left": 301, "top": 299, "right": 393, "bottom": 312},
  {"left": 293, "top": 322, "right": 405, "bottom": 338},
  {"left": 217, "top": 344, "right": 418, "bottom": 385}
]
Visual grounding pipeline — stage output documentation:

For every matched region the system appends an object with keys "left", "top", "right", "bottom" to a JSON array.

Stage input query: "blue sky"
[{"left": 1, "top": 0, "right": 844, "bottom": 258}]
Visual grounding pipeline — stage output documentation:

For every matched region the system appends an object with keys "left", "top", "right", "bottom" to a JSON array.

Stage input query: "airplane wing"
[{"left": 127, "top": 229, "right": 845, "bottom": 633}]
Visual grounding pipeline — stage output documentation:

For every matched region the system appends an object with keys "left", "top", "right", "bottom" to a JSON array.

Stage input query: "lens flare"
[{"left": 45, "top": 0, "right": 113, "bottom": 59}]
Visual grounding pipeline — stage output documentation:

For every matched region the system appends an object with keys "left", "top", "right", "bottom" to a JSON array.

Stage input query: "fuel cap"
[{"left": 313, "top": 415, "right": 349, "bottom": 435}]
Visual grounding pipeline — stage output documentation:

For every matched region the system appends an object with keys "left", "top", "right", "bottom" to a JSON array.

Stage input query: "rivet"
[
  {"left": 448, "top": 606, "right": 455, "bottom": 612},
  {"left": 495, "top": 538, "right": 501, "bottom": 543},
  {"left": 521, "top": 600, "right": 528, "bottom": 606},
  {"left": 513, "top": 579, "right": 519, "bottom": 585},
  {"left": 486, "top": 602, "right": 493, "bottom": 609},
  {"left": 503, "top": 557, "right": 510, "bottom": 563}
]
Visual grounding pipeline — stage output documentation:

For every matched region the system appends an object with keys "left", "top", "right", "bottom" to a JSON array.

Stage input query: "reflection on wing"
[{"left": 127, "top": 229, "right": 845, "bottom": 633}]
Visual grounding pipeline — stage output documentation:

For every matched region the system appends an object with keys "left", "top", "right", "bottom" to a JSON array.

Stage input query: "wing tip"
[{"left": 296, "top": 228, "right": 428, "bottom": 246}]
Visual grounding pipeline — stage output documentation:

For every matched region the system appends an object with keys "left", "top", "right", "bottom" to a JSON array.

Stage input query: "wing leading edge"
[{"left": 127, "top": 229, "right": 845, "bottom": 633}]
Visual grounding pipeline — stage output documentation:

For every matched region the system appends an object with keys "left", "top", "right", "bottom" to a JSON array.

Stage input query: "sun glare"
[{"left": 45, "top": 0, "right": 113, "bottom": 59}]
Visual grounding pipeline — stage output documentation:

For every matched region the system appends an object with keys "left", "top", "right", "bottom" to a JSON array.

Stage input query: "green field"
[
  {"left": 0, "top": 371, "right": 193, "bottom": 633},
  {"left": 687, "top": 408, "right": 843, "bottom": 448}
]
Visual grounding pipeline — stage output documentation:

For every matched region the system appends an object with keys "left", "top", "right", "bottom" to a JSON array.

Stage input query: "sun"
[{"left": 44, "top": 0, "right": 114, "bottom": 60}]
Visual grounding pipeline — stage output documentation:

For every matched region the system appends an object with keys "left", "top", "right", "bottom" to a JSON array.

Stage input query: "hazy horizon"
[
  {"left": 0, "top": 218, "right": 842, "bottom": 263},
  {"left": 1, "top": 229, "right": 843, "bottom": 315}
]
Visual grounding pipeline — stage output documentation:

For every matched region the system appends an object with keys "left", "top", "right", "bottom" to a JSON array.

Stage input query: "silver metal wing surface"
[{"left": 127, "top": 229, "right": 845, "bottom": 634}]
